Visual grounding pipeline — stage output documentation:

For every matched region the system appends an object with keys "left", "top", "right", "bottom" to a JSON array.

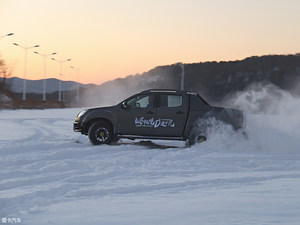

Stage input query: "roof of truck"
[
  {"left": 139, "top": 89, "right": 209, "bottom": 105},
  {"left": 140, "top": 89, "right": 196, "bottom": 95}
]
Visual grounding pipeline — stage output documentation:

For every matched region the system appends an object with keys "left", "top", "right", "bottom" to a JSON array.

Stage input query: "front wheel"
[{"left": 88, "top": 121, "right": 114, "bottom": 145}]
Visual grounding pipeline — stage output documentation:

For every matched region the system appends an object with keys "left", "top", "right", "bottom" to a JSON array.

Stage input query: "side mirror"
[{"left": 121, "top": 101, "right": 128, "bottom": 109}]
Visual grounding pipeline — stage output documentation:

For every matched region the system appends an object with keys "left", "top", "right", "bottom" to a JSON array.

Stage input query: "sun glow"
[{"left": 1, "top": 0, "right": 300, "bottom": 84}]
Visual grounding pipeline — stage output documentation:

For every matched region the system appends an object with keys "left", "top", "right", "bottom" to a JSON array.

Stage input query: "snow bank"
[{"left": 1, "top": 91, "right": 300, "bottom": 224}]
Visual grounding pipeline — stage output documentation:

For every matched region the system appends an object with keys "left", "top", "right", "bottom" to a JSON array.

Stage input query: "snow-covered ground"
[{"left": 1, "top": 88, "right": 300, "bottom": 225}]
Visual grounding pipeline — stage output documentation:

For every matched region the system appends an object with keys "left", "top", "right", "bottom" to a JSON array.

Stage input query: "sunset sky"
[{"left": 1, "top": 0, "right": 300, "bottom": 84}]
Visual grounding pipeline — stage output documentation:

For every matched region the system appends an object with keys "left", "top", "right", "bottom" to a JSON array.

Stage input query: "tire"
[
  {"left": 187, "top": 134, "right": 207, "bottom": 146},
  {"left": 88, "top": 121, "right": 114, "bottom": 145},
  {"left": 187, "top": 125, "right": 207, "bottom": 146}
]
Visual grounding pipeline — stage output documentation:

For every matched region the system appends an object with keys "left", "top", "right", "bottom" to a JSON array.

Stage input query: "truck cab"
[{"left": 118, "top": 90, "right": 188, "bottom": 138}]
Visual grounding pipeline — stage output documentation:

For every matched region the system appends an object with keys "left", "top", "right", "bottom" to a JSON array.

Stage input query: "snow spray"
[{"left": 209, "top": 83, "right": 300, "bottom": 152}]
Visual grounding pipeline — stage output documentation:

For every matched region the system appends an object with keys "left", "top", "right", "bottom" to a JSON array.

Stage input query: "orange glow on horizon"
[{"left": 1, "top": 0, "right": 300, "bottom": 85}]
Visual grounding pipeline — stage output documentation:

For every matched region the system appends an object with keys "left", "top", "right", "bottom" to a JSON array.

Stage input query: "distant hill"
[
  {"left": 80, "top": 54, "right": 300, "bottom": 107},
  {"left": 3, "top": 54, "right": 300, "bottom": 109},
  {"left": 6, "top": 77, "right": 95, "bottom": 94}
]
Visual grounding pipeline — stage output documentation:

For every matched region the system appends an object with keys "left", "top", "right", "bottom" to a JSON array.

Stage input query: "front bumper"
[{"left": 73, "top": 121, "right": 81, "bottom": 132}]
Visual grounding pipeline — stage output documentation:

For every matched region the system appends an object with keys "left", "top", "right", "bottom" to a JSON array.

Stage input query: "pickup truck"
[{"left": 73, "top": 89, "right": 245, "bottom": 146}]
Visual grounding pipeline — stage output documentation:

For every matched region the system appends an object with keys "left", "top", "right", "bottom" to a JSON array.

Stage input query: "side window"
[
  {"left": 159, "top": 95, "right": 182, "bottom": 108},
  {"left": 127, "top": 95, "right": 154, "bottom": 108}
]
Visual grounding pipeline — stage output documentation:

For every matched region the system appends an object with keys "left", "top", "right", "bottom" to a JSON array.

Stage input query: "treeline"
[
  {"left": 82, "top": 54, "right": 300, "bottom": 106},
  {"left": 2, "top": 54, "right": 300, "bottom": 108}
]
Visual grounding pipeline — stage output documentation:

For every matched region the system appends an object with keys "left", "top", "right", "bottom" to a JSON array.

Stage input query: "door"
[
  {"left": 155, "top": 94, "right": 188, "bottom": 137},
  {"left": 118, "top": 94, "right": 157, "bottom": 136}
]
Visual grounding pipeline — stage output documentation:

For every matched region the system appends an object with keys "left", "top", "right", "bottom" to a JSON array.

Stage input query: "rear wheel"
[
  {"left": 187, "top": 135, "right": 207, "bottom": 146},
  {"left": 88, "top": 121, "right": 114, "bottom": 145},
  {"left": 187, "top": 125, "right": 207, "bottom": 146},
  {"left": 197, "top": 135, "right": 207, "bottom": 143}
]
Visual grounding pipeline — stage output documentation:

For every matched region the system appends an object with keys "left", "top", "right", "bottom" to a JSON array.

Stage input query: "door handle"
[
  {"left": 176, "top": 111, "right": 185, "bottom": 114},
  {"left": 147, "top": 111, "right": 155, "bottom": 114}
]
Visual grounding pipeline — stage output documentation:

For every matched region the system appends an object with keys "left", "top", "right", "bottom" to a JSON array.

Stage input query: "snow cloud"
[{"left": 217, "top": 83, "right": 300, "bottom": 152}]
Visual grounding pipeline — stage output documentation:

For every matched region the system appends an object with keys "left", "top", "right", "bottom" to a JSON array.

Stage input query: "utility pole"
[
  {"left": 70, "top": 66, "right": 80, "bottom": 103},
  {"left": 51, "top": 58, "right": 71, "bottom": 102},
  {"left": 13, "top": 43, "right": 40, "bottom": 101},
  {"left": 177, "top": 62, "right": 185, "bottom": 90},
  {"left": 34, "top": 51, "right": 57, "bottom": 102}
]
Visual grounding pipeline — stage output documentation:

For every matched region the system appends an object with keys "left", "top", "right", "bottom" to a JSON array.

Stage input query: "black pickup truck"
[{"left": 74, "top": 89, "right": 244, "bottom": 145}]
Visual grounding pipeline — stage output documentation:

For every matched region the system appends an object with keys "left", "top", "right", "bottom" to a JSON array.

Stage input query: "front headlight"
[{"left": 77, "top": 109, "right": 87, "bottom": 118}]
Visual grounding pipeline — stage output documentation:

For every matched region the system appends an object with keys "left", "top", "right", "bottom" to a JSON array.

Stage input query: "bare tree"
[{"left": 0, "top": 58, "right": 12, "bottom": 91}]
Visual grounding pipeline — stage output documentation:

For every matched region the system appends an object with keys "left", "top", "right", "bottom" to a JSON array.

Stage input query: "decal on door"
[{"left": 135, "top": 117, "right": 175, "bottom": 128}]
